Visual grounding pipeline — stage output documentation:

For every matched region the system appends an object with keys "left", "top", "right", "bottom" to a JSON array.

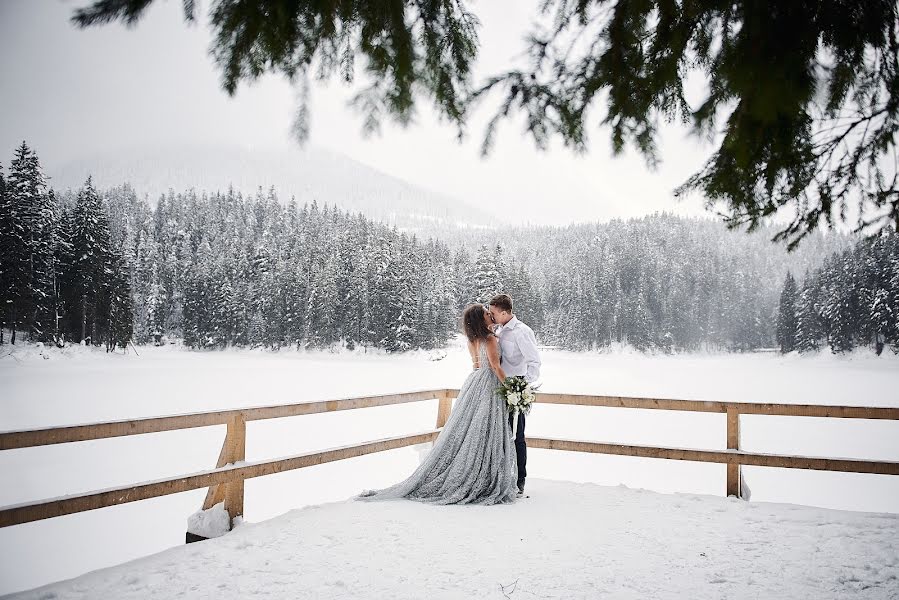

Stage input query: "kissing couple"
[{"left": 359, "top": 294, "right": 541, "bottom": 504}]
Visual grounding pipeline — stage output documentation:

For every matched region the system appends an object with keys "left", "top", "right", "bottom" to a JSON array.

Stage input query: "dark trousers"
[{"left": 509, "top": 411, "right": 527, "bottom": 486}]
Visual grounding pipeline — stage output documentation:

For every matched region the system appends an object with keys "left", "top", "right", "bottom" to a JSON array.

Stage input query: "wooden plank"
[
  {"left": 726, "top": 409, "right": 741, "bottom": 498},
  {"left": 0, "top": 390, "right": 448, "bottom": 450},
  {"left": 202, "top": 431, "right": 231, "bottom": 510},
  {"left": 0, "top": 430, "right": 441, "bottom": 528},
  {"left": 455, "top": 390, "right": 899, "bottom": 420},
  {"left": 246, "top": 389, "right": 451, "bottom": 421},
  {"left": 435, "top": 391, "right": 453, "bottom": 428},
  {"left": 3, "top": 390, "right": 895, "bottom": 451},
  {"left": 222, "top": 415, "right": 246, "bottom": 520},
  {"left": 534, "top": 393, "right": 731, "bottom": 413},
  {"left": 0, "top": 413, "right": 231, "bottom": 450},
  {"left": 729, "top": 404, "right": 899, "bottom": 419},
  {"left": 526, "top": 437, "right": 899, "bottom": 475}
]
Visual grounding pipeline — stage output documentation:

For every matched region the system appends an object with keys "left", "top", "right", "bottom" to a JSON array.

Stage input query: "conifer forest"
[{"left": 1, "top": 142, "right": 897, "bottom": 354}]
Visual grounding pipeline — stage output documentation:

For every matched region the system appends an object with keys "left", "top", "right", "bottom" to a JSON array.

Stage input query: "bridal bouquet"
[{"left": 496, "top": 375, "right": 538, "bottom": 417}]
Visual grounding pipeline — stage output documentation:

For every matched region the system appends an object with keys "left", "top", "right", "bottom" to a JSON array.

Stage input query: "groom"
[{"left": 487, "top": 294, "right": 541, "bottom": 497}]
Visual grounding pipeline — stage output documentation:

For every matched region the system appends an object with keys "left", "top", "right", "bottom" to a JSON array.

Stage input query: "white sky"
[{"left": 0, "top": 0, "right": 714, "bottom": 225}]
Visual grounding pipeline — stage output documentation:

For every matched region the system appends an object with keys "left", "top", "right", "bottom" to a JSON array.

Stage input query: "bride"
[{"left": 358, "top": 304, "right": 518, "bottom": 505}]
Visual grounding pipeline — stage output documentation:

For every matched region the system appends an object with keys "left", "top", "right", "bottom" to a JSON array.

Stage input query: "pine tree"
[
  {"left": 451, "top": 246, "right": 474, "bottom": 309},
  {"left": 282, "top": 255, "right": 307, "bottom": 348},
  {"left": 626, "top": 292, "right": 654, "bottom": 352},
  {"left": 54, "top": 205, "right": 76, "bottom": 343},
  {"left": 366, "top": 233, "right": 395, "bottom": 349},
  {"left": 0, "top": 162, "right": 9, "bottom": 343},
  {"left": 307, "top": 250, "right": 338, "bottom": 347},
  {"left": 795, "top": 279, "right": 822, "bottom": 353},
  {"left": 145, "top": 263, "right": 166, "bottom": 343},
  {"left": 819, "top": 257, "right": 855, "bottom": 353},
  {"left": 505, "top": 262, "right": 540, "bottom": 331},
  {"left": 776, "top": 272, "right": 798, "bottom": 353},
  {"left": 889, "top": 240, "right": 899, "bottom": 352},
  {"left": 433, "top": 259, "right": 458, "bottom": 347},
  {"left": 105, "top": 253, "right": 134, "bottom": 351},
  {"left": 386, "top": 234, "right": 416, "bottom": 352},
  {"left": 63, "top": 177, "right": 115, "bottom": 344},
  {"left": 341, "top": 215, "right": 371, "bottom": 350},
  {"left": 1, "top": 153, "right": 27, "bottom": 343},
  {"left": 45, "top": 189, "right": 66, "bottom": 346},
  {"left": 180, "top": 264, "right": 209, "bottom": 348},
  {"left": 5, "top": 142, "right": 55, "bottom": 342},
  {"left": 870, "top": 287, "right": 892, "bottom": 352},
  {"left": 213, "top": 275, "right": 240, "bottom": 347},
  {"left": 473, "top": 244, "right": 503, "bottom": 302}
]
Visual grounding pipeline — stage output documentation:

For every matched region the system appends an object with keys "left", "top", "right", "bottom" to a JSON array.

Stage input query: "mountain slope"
[{"left": 46, "top": 143, "right": 498, "bottom": 232}]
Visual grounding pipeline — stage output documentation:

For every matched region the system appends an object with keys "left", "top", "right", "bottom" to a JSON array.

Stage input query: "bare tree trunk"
[
  {"left": 53, "top": 268, "right": 61, "bottom": 347},
  {"left": 81, "top": 296, "right": 87, "bottom": 343},
  {"left": 30, "top": 302, "right": 39, "bottom": 342},
  {"left": 91, "top": 293, "right": 97, "bottom": 346}
]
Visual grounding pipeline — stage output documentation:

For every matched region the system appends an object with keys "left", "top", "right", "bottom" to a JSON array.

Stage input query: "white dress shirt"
[{"left": 496, "top": 316, "right": 541, "bottom": 383}]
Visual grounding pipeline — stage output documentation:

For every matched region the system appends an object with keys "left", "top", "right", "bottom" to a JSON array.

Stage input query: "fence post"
[
  {"left": 726, "top": 408, "right": 742, "bottom": 498},
  {"left": 223, "top": 414, "right": 247, "bottom": 521},
  {"left": 436, "top": 390, "right": 453, "bottom": 428},
  {"left": 200, "top": 413, "right": 246, "bottom": 529}
]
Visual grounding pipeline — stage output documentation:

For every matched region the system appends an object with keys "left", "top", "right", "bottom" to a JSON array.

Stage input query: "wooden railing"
[
  {"left": 527, "top": 392, "right": 899, "bottom": 497},
  {"left": 1, "top": 389, "right": 897, "bottom": 530},
  {"left": 0, "top": 390, "right": 454, "bottom": 529}
]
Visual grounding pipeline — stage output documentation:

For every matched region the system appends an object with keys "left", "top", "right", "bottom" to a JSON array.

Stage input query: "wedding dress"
[{"left": 359, "top": 342, "right": 518, "bottom": 505}]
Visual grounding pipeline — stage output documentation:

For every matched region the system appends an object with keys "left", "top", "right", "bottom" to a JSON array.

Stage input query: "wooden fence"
[{"left": 1, "top": 389, "right": 897, "bottom": 530}]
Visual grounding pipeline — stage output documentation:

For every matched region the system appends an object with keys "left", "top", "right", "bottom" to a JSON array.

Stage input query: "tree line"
[
  {"left": 102, "top": 184, "right": 458, "bottom": 351},
  {"left": 777, "top": 232, "right": 899, "bottom": 355},
  {"left": 2, "top": 141, "right": 894, "bottom": 355},
  {"left": 464, "top": 216, "right": 851, "bottom": 352}
]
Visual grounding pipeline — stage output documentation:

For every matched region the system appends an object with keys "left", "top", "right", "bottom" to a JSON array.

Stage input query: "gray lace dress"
[{"left": 358, "top": 341, "right": 518, "bottom": 505}]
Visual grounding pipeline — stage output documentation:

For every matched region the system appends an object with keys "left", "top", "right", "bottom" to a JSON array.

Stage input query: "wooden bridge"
[{"left": 1, "top": 390, "right": 898, "bottom": 529}]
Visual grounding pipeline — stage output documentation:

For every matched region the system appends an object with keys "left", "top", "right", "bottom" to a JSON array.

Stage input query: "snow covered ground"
[
  {"left": 7, "top": 479, "right": 899, "bottom": 600},
  {"left": 1, "top": 341, "right": 898, "bottom": 596}
]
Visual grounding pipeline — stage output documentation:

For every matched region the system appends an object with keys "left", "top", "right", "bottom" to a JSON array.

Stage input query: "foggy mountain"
[{"left": 46, "top": 143, "right": 499, "bottom": 233}]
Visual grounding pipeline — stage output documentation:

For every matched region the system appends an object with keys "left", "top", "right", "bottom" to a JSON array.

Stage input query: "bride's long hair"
[{"left": 462, "top": 304, "right": 493, "bottom": 342}]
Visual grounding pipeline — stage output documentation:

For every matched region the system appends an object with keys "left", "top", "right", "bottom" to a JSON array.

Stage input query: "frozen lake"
[{"left": 1, "top": 341, "right": 898, "bottom": 595}]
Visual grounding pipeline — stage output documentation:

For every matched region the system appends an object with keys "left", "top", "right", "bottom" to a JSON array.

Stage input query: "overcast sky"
[{"left": 0, "top": 0, "right": 715, "bottom": 226}]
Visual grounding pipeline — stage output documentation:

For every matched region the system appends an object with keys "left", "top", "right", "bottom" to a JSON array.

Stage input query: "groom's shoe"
[{"left": 516, "top": 481, "right": 526, "bottom": 497}]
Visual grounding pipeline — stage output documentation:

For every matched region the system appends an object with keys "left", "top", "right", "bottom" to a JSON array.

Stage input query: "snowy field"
[
  {"left": 1, "top": 341, "right": 898, "bottom": 596},
  {"left": 7, "top": 479, "right": 899, "bottom": 600}
]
